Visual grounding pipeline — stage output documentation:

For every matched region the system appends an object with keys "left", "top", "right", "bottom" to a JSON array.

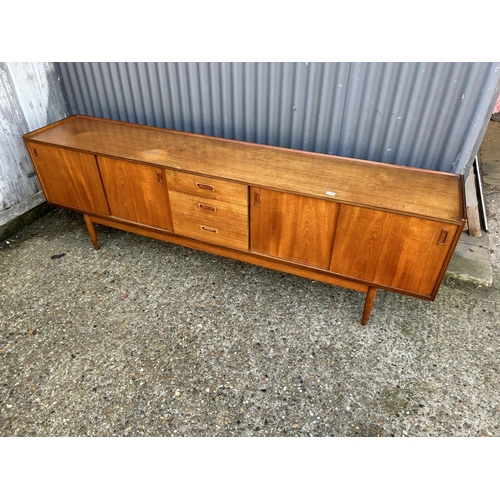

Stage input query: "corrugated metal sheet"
[
  {"left": 57, "top": 62, "right": 500, "bottom": 174},
  {"left": 0, "top": 62, "right": 68, "bottom": 216}
]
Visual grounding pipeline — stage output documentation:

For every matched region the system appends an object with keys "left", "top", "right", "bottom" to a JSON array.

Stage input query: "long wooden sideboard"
[{"left": 24, "top": 115, "right": 466, "bottom": 325}]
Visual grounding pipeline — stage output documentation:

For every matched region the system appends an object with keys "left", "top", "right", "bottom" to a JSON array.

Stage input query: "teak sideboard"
[{"left": 23, "top": 115, "right": 466, "bottom": 325}]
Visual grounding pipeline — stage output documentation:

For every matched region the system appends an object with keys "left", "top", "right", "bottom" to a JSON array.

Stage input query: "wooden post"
[{"left": 465, "top": 169, "right": 481, "bottom": 237}]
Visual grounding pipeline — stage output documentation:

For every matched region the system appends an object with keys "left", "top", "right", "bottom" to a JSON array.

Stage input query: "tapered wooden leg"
[
  {"left": 83, "top": 214, "right": 100, "bottom": 250},
  {"left": 361, "top": 286, "right": 377, "bottom": 326}
]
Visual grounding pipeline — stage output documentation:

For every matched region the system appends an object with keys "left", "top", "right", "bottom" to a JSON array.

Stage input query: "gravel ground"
[{"left": 1, "top": 124, "right": 499, "bottom": 438}]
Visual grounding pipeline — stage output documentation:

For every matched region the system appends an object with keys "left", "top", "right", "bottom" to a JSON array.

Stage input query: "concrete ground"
[{"left": 1, "top": 123, "right": 499, "bottom": 437}]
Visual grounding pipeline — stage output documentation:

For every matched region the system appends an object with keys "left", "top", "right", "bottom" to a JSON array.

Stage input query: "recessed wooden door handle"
[
  {"left": 201, "top": 225, "right": 218, "bottom": 233},
  {"left": 33, "top": 148, "right": 40, "bottom": 160},
  {"left": 157, "top": 171, "right": 163, "bottom": 185},
  {"left": 254, "top": 192, "right": 260, "bottom": 206},
  {"left": 196, "top": 182, "right": 214, "bottom": 191},
  {"left": 198, "top": 203, "right": 216, "bottom": 212},
  {"left": 438, "top": 228, "right": 449, "bottom": 244}
]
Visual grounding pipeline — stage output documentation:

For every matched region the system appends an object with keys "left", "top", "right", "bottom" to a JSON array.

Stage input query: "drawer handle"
[
  {"left": 438, "top": 228, "right": 449, "bottom": 245},
  {"left": 201, "top": 225, "right": 218, "bottom": 233},
  {"left": 196, "top": 182, "right": 214, "bottom": 191},
  {"left": 198, "top": 203, "right": 216, "bottom": 212}
]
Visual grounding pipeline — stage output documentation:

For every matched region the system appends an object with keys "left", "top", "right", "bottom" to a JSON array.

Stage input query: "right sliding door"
[{"left": 329, "top": 205, "right": 459, "bottom": 298}]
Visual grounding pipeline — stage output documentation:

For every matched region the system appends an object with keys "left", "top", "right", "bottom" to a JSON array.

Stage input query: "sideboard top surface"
[{"left": 25, "top": 115, "right": 464, "bottom": 221}]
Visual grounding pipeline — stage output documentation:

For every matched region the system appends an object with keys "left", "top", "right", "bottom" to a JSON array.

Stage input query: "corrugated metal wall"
[
  {"left": 0, "top": 62, "right": 68, "bottom": 220},
  {"left": 57, "top": 62, "right": 500, "bottom": 174}
]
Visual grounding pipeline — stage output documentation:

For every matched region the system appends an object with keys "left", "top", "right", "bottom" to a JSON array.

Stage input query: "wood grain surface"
[
  {"left": 25, "top": 115, "right": 464, "bottom": 221},
  {"left": 250, "top": 187, "right": 339, "bottom": 269},
  {"left": 330, "top": 205, "right": 459, "bottom": 296},
  {"left": 97, "top": 156, "right": 173, "bottom": 231},
  {"left": 26, "top": 142, "right": 109, "bottom": 215}
]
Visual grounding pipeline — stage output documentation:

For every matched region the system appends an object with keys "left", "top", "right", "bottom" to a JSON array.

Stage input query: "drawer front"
[
  {"left": 171, "top": 212, "right": 248, "bottom": 250},
  {"left": 166, "top": 170, "right": 247, "bottom": 204},
  {"left": 169, "top": 191, "right": 247, "bottom": 226}
]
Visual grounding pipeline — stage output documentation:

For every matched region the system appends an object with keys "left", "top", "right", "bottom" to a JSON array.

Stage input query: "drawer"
[
  {"left": 171, "top": 212, "right": 248, "bottom": 251},
  {"left": 169, "top": 191, "right": 248, "bottom": 226},
  {"left": 166, "top": 170, "right": 247, "bottom": 204}
]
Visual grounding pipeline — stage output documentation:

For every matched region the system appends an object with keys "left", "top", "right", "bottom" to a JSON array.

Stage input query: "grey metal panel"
[
  {"left": 336, "top": 62, "right": 500, "bottom": 171},
  {"left": 60, "top": 62, "right": 352, "bottom": 155},
  {"left": 0, "top": 62, "right": 68, "bottom": 213},
  {"left": 57, "top": 62, "right": 500, "bottom": 174}
]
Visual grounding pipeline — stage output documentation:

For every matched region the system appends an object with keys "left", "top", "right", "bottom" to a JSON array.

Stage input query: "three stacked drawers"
[{"left": 166, "top": 171, "right": 249, "bottom": 251}]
